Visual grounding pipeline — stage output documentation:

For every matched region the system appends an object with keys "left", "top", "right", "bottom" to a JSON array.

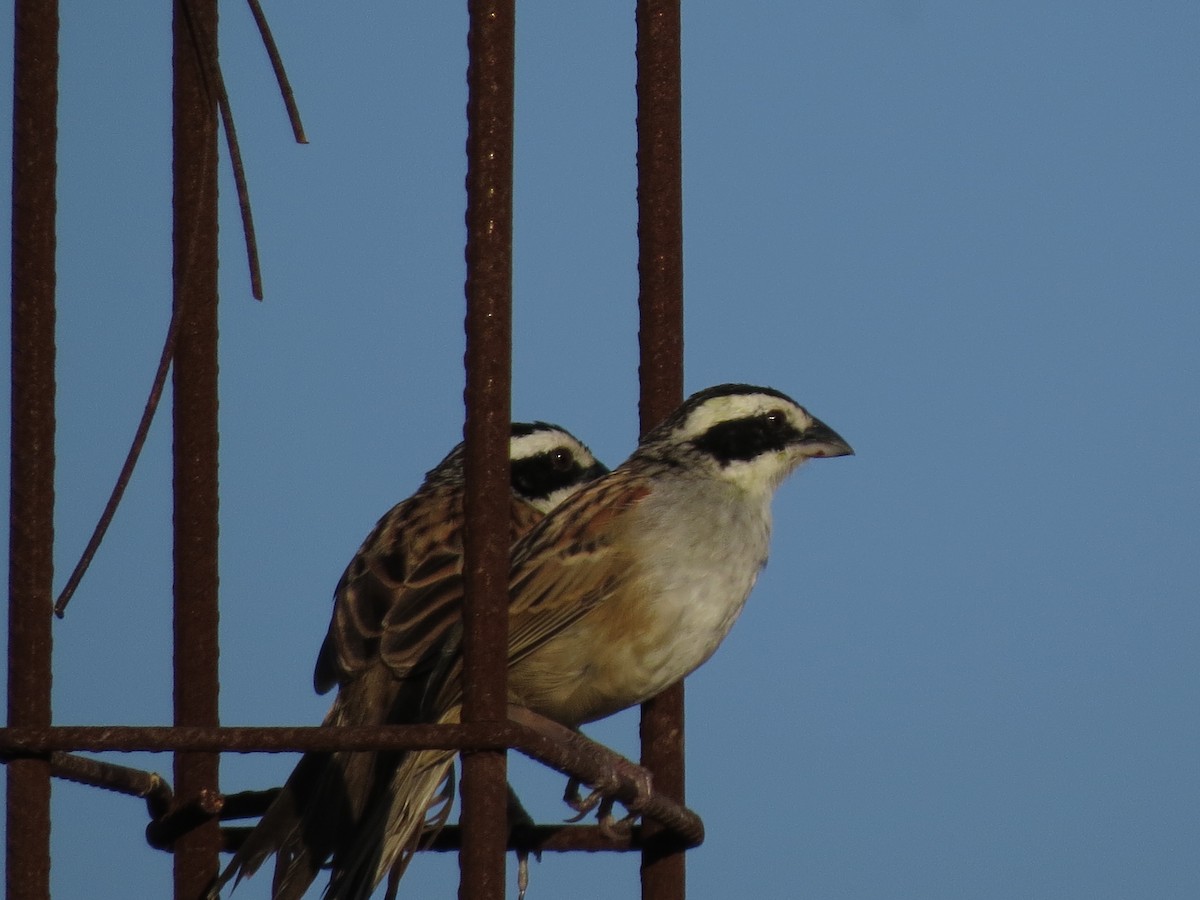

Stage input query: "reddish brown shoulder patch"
[{"left": 580, "top": 481, "right": 651, "bottom": 536}]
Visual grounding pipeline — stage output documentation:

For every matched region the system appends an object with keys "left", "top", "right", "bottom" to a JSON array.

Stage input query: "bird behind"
[{"left": 209, "top": 423, "right": 606, "bottom": 900}]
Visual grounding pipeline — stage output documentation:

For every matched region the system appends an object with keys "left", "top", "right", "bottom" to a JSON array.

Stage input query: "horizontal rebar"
[
  {"left": 430, "top": 824, "right": 665, "bottom": 853},
  {"left": 0, "top": 724, "right": 515, "bottom": 754},
  {"left": 1, "top": 707, "right": 705, "bottom": 850},
  {"left": 215, "top": 823, "right": 657, "bottom": 856},
  {"left": 46, "top": 751, "right": 174, "bottom": 815},
  {"left": 214, "top": 823, "right": 673, "bottom": 858}
]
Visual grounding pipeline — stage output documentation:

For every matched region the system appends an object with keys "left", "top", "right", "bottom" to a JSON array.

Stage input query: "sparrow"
[
  {"left": 209, "top": 422, "right": 607, "bottom": 900},
  {"left": 320, "top": 383, "right": 853, "bottom": 900}
]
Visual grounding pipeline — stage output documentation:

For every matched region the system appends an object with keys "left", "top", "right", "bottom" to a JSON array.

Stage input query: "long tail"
[
  {"left": 206, "top": 745, "right": 338, "bottom": 900},
  {"left": 208, "top": 669, "right": 412, "bottom": 900},
  {"left": 323, "top": 707, "right": 461, "bottom": 900}
]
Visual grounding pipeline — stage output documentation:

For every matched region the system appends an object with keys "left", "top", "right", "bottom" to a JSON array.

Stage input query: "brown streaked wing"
[
  {"left": 373, "top": 495, "right": 545, "bottom": 683},
  {"left": 314, "top": 483, "right": 467, "bottom": 692},
  {"left": 505, "top": 473, "right": 651, "bottom": 667},
  {"left": 425, "top": 472, "right": 653, "bottom": 712}
]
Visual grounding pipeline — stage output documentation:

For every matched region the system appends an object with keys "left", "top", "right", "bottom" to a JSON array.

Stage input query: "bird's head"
[
  {"left": 641, "top": 383, "right": 853, "bottom": 493},
  {"left": 508, "top": 422, "right": 609, "bottom": 512},
  {"left": 424, "top": 422, "right": 606, "bottom": 513}
]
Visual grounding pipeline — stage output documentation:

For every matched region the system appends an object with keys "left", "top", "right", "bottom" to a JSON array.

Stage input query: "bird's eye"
[
  {"left": 549, "top": 448, "right": 573, "bottom": 471},
  {"left": 765, "top": 410, "right": 786, "bottom": 429}
]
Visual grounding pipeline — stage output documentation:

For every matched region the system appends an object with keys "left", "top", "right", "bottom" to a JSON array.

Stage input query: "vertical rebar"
[
  {"left": 635, "top": 2, "right": 687, "bottom": 900},
  {"left": 7, "top": 1, "right": 59, "bottom": 897},
  {"left": 460, "top": 1, "right": 516, "bottom": 898},
  {"left": 172, "top": 1, "right": 222, "bottom": 897}
]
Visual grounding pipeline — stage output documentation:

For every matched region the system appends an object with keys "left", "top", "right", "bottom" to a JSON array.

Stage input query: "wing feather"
[
  {"left": 315, "top": 485, "right": 543, "bottom": 692},
  {"left": 426, "top": 472, "right": 652, "bottom": 711}
]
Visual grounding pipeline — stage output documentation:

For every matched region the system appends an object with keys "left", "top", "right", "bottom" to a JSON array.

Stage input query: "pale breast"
[{"left": 509, "top": 477, "right": 772, "bottom": 725}]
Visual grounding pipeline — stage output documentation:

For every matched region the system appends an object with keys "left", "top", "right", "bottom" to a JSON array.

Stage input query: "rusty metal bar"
[
  {"left": 218, "top": 824, "right": 690, "bottom": 856},
  {"left": 428, "top": 824, "right": 693, "bottom": 854},
  {"left": 1, "top": 714, "right": 705, "bottom": 854},
  {"left": 0, "top": 716, "right": 701, "bottom": 831},
  {"left": 8, "top": 1, "right": 59, "bottom": 896},
  {"left": 461, "top": 0, "right": 516, "bottom": 897},
  {"left": 635, "top": 2, "right": 688, "bottom": 900},
  {"left": 0, "top": 724, "right": 514, "bottom": 754},
  {"left": 505, "top": 708, "right": 703, "bottom": 847},
  {"left": 147, "top": 788, "right": 225, "bottom": 852},
  {"left": 45, "top": 752, "right": 173, "bottom": 813},
  {"left": 172, "top": 0, "right": 222, "bottom": 896},
  {"left": 0, "top": 714, "right": 691, "bottom": 822}
]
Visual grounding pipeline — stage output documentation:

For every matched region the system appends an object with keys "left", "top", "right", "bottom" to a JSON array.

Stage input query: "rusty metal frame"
[
  {"left": 634, "top": 3, "right": 687, "bottom": 899},
  {"left": 4, "top": 1, "right": 691, "bottom": 898},
  {"left": 8, "top": 1, "right": 59, "bottom": 898}
]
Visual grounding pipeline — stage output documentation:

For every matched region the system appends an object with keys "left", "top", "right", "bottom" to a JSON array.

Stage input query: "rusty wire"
[
  {"left": 244, "top": 0, "right": 308, "bottom": 144},
  {"left": 177, "top": 0, "right": 260, "bottom": 301},
  {"left": 182, "top": 1, "right": 264, "bottom": 301},
  {"left": 52, "top": 0, "right": 308, "bottom": 620},
  {"left": 52, "top": 307, "right": 180, "bottom": 618}
]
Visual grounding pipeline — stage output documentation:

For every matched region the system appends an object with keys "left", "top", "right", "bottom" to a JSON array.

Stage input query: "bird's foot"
[
  {"left": 595, "top": 795, "right": 640, "bottom": 840},
  {"left": 562, "top": 759, "right": 652, "bottom": 835},
  {"left": 563, "top": 776, "right": 604, "bottom": 820}
]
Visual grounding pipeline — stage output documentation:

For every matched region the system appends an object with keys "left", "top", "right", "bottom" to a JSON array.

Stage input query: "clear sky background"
[{"left": 2, "top": 2, "right": 1198, "bottom": 898}]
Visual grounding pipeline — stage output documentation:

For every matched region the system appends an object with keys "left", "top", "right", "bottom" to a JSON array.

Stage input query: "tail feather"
[
  {"left": 323, "top": 707, "right": 462, "bottom": 900},
  {"left": 209, "top": 669, "right": 416, "bottom": 899},
  {"left": 207, "top": 749, "right": 329, "bottom": 899}
]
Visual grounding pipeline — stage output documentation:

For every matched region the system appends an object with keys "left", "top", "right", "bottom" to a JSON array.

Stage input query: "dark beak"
[{"left": 797, "top": 417, "right": 854, "bottom": 459}]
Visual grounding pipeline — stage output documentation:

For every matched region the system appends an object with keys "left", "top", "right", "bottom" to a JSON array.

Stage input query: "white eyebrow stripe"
[
  {"left": 510, "top": 428, "right": 581, "bottom": 462},
  {"left": 678, "top": 393, "right": 810, "bottom": 440}
]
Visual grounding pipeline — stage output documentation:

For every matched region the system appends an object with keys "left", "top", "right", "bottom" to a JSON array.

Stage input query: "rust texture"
[
  {"left": 0, "top": 709, "right": 705, "bottom": 853},
  {"left": 0, "top": 724, "right": 512, "bottom": 754},
  {"left": 172, "top": 0, "right": 223, "bottom": 896},
  {"left": 461, "top": 1, "right": 516, "bottom": 898},
  {"left": 221, "top": 824, "right": 681, "bottom": 857},
  {"left": 506, "top": 708, "right": 704, "bottom": 848},
  {"left": 146, "top": 788, "right": 225, "bottom": 852},
  {"left": 46, "top": 752, "right": 173, "bottom": 815},
  {"left": 635, "top": 2, "right": 689, "bottom": 900},
  {"left": 428, "top": 823, "right": 688, "bottom": 855},
  {"left": 8, "top": 0, "right": 59, "bottom": 897}
]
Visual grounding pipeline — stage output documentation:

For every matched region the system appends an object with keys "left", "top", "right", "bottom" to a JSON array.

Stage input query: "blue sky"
[{"left": 2, "top": 2, "right": 1198, "bottom": 898}]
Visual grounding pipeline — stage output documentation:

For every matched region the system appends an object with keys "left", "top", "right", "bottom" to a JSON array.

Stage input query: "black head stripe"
[
  {"left": 690, "top": 413, "right": 803, "bottom": 465},
  {"left": 643, "top": 384, "right": 800, "bottom": 445},
  {"left": 425, "top": 422, "right": 559, "bottom": 484},
  {"left": 510, "top": 450, "right": 593, "bottom": 502},
  {"left": 510, "top": 421, "right": 557, "bottom": 439}
]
